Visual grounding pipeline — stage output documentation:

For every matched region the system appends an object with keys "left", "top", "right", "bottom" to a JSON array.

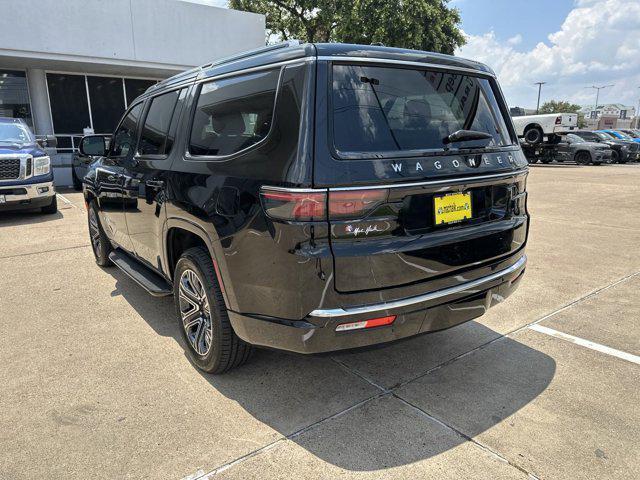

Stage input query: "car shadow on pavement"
[
  {"left": 110, "top": 268, "right": 556, "bottom": 472},
  {"left": 0, "top": 209, "right": 63, "bottom": 226}
]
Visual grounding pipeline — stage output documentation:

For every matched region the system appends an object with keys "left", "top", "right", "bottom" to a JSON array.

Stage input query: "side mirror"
[
  {"left": 44, "top": 135, "right": 57, "bottom": 148},
  {"left": 79, "top": 135, "right": 108, "bottom": 157}
]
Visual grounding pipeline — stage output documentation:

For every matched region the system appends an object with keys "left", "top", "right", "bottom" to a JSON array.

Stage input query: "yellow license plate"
[{"left": 434, "top": 192, "right": 472, "bottom": 225}]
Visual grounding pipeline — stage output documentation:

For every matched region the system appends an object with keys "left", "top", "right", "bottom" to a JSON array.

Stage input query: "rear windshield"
[{"left": 331, "top": 64, "right": 513, "bottom": 156}]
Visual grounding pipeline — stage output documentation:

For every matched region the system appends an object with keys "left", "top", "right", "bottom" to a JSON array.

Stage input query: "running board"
[{"left": 109, "top": 250, "right": 173, "bottom": 297}]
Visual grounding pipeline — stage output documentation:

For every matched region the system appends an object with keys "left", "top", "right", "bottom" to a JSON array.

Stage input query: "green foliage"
[
  {"left": 538, "top": 100, "right": 582, "bottom": 115},
  {"left": 228, "top": 0, "right": 465, "bottom": 54}
]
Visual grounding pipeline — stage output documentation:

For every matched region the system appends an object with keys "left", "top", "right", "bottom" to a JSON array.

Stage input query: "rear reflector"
[
  {"left": 335, "top": 315, "right": 396, "bottom": 332},
  {"left": 555, "top": 116, "right": 562, "bottom": 125}
]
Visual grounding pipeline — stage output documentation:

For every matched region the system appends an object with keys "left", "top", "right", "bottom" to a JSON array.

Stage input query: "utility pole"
[{"left": 534, "top": 82, "right": 546, "bottom": 114}]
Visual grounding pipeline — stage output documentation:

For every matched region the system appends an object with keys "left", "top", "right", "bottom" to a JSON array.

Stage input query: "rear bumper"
[
  {"left": 229, "top": 254, "right": 526, "bottom": 354},
  {"left": 0, "top": 181, "right": 55, "bottom": 211}
]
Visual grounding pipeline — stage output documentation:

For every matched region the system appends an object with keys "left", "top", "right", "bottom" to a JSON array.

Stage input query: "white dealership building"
[{"left": 0, "top": 0, "right": 265, "bottom": 185}]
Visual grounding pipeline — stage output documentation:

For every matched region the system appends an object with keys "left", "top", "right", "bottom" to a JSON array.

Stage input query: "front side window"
[
  {"left": 189, "top": 69, "right": 280, "bottom": 157},
  {"left": 111, "top": 103, "right": 143, "bottom": 157},
  {"left": 332, "top": 64, "right": 513, "bottom": 156},
  {"left": 138, "top": 89, "right": 183, "bottom": 156}
]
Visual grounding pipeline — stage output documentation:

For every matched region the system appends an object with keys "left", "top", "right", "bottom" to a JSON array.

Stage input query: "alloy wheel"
[{"left": 179, "top": 269, "right": 213, "bottom": 356}]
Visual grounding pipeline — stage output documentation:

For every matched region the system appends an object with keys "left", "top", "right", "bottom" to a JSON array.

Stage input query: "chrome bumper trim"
[
  {"left": 0, "top": 181, "right": 56, "bottom": 201},
  {"left": 310, "top": 255, "right": 527, "bottom": 318}
]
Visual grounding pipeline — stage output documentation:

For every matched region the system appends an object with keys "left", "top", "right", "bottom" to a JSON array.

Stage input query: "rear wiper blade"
[{"left": 443, "top": 129, "right": 493, "bottom": 145}]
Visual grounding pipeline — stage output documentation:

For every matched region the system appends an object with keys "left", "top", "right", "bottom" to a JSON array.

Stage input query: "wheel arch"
[
  {"left": 524, "top": 123, "right": 543, "bottom": 133},
  {"left": 163, "top": 219, "right": 232, "bottom": 309}
]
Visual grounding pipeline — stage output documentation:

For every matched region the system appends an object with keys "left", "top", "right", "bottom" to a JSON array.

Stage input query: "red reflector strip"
[{"left": 335, "top": 315, "right": 396, "bottom": 332}]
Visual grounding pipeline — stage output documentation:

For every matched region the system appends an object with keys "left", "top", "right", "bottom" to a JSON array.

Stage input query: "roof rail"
[
  {"left": 145, "top": 40, "right": 303, "bottom": 95},
  {"left": 199, "top": 40, "right": 302, "bottom": 71}
]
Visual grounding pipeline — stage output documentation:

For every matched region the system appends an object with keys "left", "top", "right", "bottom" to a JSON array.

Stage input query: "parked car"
[
  {"left": 0, "top": 118, "right": 58, "bottom": 213},
  {"left": 572, "top": 130, "right": 637, "bottom": 163},
  {"left": 80, "top": 42, "right": 529, "bottom": 373},
  {"left": 555, "top": 134, "right": 612, "bottom": 165},
  {"left": 599, "top": 129, "right": 640, "bottom": 144},
  {"left": 512, "top": 113, "right": 578, "bottom": 144},
  {"left": 619, "top": 129, "right": 640, "bottom": 139}
]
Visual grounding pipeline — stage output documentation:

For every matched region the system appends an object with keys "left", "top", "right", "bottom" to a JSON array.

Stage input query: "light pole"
[
  {"left": 588, "top": 84, "right": 614, "bottom": 110},
  {"left": 534, "top": 82, "right": 546, "bottom": 114}
]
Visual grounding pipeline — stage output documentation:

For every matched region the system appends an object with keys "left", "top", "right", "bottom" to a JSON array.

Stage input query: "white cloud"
[
  {"left": 456, "top": 0, "right": 640, "bottom": 109},
  {"left": 507, "top": 34, "right": 522, "bottom": 46}
]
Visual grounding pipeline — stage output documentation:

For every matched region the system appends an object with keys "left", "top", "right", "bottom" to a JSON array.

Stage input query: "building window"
[
  {"left": 87, "top": 76, "right": 126, "bottom": 133},
  {"left": 45, "top": 73, "right": 158, "bottom": 151},
  {"left": 0, "top": 70, "right": 32, "bottom": 128},
  {"left": 46, "top": 73, "right": 91, "bottom": 134}
]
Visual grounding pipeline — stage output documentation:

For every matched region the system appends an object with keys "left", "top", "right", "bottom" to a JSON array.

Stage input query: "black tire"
[
  {"left": 71, "top": 168, "right": 83, "bottom": 191},
  {"left": 593, "top": 161, "right": 602, "bottom": 166},
  {"left": 603, "top": 152, "right": 614, "bottom": 165},
  {"left": 540, "top": 158, "right": 552, "bottom": 164},
  {"left": 41, "top": 195, "right": 58, "bottom": 214},
  {"left": 524, "top": 127, "right": 544, "bottom": 145},
  {"left": 88, "top": 201, "right": 113, "bottom": 267},
  {"left": 174, "top": 247, "right": 253, "bottom": 374},
  {"left": 574, "top": 151, "right": 591, "bottom": 165},
  {"left": 611, "top": 150, "right": 621, "bottom": 164}
]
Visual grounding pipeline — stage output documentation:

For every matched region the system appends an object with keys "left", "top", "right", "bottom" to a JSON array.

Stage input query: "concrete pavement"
[{"left": 0, "top": 165, "right": 639, "bottom": 479}]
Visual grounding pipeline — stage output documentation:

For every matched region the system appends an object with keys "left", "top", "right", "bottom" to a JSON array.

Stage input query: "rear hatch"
[{"left": 316, "top": 61, "right": 529, "bottom": 293}]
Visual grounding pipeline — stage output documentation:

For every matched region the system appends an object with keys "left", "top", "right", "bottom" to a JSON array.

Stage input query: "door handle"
[{"left": 146, "top": 180, "right": 165, "bottom": 188}]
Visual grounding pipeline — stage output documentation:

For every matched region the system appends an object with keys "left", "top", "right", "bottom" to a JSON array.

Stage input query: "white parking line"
[
  {"left": 56, "top": 193, "right": 77, "bottom": 208},
  {"left": 529, "top": 324, "right": 640, "bottom": 366}
]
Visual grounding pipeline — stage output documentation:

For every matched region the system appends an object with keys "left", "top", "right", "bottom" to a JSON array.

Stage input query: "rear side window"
[
  {"left": 111, "top": 103, "right": 143, "bottom": 157},
  {"left": 189, "top": 69, "right": 280, "bottom": 157},
  {"left": 332, "top": 64, "right": 512, "bottom": 155},
  {"left": 138, "top": 89, "right": 184, "bottom": 156}
]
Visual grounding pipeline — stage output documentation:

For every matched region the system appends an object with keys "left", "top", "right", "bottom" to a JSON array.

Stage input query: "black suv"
[{"left": 80, "top": 42, "right": 529, "bottom": 373}]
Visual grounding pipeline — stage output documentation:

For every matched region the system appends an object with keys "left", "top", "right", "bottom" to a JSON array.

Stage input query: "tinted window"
[
  {"left": 138, "top": 89, "right": 182, "bottom": 156},
  {"left": 332, "top": 65, "right": 512, "bottom": 155},
  {"left": 46, "top": 73, "right": 91, "bottom": 134},
  {"left": 87, "top": 76, "right": 126, "bottom": 133},
  {"left": 111, "top": 103, "right": 143, "bottom": 157},
  {"left": 189, "top": 69, "right": 280, "bottom": 156},
  {"left": 125, "top": 79, "right": 157, "bottom": 106}
]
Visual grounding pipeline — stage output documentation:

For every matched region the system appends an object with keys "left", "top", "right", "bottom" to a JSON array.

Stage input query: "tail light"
[
  {"left": 328, "top": 189, "right": 388, "bottom": 219},
  {"left": 260, "top": 189, "right": 326, "bottom": 221},
  {"left": 261, "top": 187, "right": 388, "bottom": 221},
  {"left": 555, "top": 116, "right": 562, "bottom": 125}
]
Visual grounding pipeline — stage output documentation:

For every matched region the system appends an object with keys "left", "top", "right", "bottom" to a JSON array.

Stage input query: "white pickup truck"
[{"left": 512, "top": 113, "right": 578, "bottom": 144}]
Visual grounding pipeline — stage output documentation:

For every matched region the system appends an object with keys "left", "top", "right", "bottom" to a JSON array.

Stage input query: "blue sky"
[
  {"left": 455, "top": 0, "right": 640, "bottom": 110},
  {"left": 452, "top": 0, "right": 575, "bottom": 51}
]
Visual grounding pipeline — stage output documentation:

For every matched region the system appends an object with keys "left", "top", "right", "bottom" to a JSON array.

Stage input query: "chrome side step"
[{"left": 109, "top": 250, "right": 172, "bottom": 297}]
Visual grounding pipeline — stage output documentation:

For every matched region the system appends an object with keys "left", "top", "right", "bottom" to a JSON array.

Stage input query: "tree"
[
  {"left": 538, "top": 100, "right": 582, "bottom": 115},
  {"left": 228, "top": 0, "right": 465, "bottom": 54}
]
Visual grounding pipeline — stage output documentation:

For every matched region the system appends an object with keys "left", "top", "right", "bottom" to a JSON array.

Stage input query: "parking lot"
[{"left": 1, "top": 164, "right": 639, "bottom": 479}]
